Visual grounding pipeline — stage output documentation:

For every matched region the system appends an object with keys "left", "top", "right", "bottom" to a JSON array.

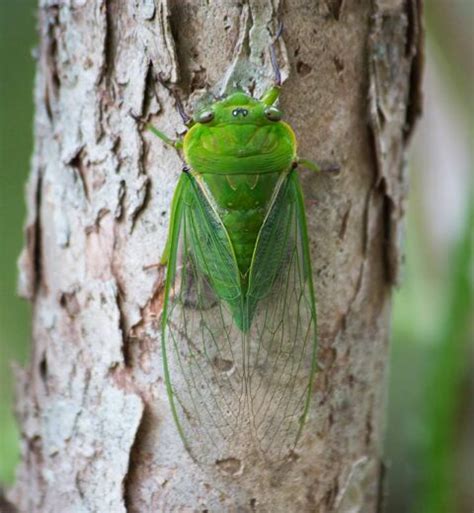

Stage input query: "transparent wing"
[{"left": 161, "top": 172, "right": 318, "bottom": 467}]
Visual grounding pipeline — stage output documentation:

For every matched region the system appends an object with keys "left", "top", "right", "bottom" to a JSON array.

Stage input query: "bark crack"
[
  {"left": 101, "top": 0, "right": 115, "bottom": 86},
  {"left": 122, "top": 406, "right": 149, "bottom": 513}
]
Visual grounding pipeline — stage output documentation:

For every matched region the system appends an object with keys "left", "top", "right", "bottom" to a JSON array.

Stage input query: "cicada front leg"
[
  {"left": 260, "top": 22, "right": 284, "bottom": 106},
  {"left": 147, "top": 125, "right": 184, "bottom": 150},
  {"left": 296, "top": 158, "right": 341, "bottom": 175}
]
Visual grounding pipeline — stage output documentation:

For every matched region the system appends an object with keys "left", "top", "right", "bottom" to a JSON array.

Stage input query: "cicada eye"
[
  {"left": 195, "top": 110, "right": 214, "bottom": 124},
  {"left": 264, "top": 106, "right": 282, "bottom": 121}
]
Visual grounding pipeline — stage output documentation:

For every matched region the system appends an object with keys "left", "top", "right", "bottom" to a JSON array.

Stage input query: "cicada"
[{"left": 149, "top": 64, "right": 324, "bottom": 467}]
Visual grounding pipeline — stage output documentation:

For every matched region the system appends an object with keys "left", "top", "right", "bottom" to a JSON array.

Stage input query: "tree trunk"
[{"left": 8, "top": 1, "right": 422, "bottom": 512}]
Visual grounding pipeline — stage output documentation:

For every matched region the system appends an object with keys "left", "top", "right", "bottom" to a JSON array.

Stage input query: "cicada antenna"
[
  {"left": 269, "top": 22, "right": 284, "bottom": 86},
  {"left": 157, "top": 73, "right": 192, "bottom": 126},
  {"left": 173, "top": 92, "right": 192, "bottom": 126}
]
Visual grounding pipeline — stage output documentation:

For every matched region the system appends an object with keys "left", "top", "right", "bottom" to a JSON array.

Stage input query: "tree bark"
[{"left": 9, "top": 1, "right": 422, "bottom": 512}]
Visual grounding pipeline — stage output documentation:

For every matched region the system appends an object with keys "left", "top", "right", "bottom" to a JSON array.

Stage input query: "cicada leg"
[
  {"left": 260, "top": 24, "right": 283, "bottom": 106},
  {"left": 147, "top": 125, "right": 184, "bottom": 150},
  {"left": 296, "top": 158, "right": 341, "bottom": 175},
  {"left": 260, "top": 85, "right": 280, "bottom": 107},
  {"left": 147, "top": 123, "right": 187, "bottom": 264}
]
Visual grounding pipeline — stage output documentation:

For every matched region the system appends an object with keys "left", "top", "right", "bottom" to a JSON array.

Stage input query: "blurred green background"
[
  {"left": 0, "top": 1, "right": 472, "bottom": 511},
  {"left": 0, "top": 0, "right": 36, "bottom": 490}
]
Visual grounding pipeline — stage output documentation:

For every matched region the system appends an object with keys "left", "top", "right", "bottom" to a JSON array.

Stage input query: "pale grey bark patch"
[
  {"left": 335, "top": 456, "right": 379, "bottom": 513},
  {"left": 10, "top": 279, "right": 145, "bottom": 513},
  {"left": 10, "top": 1, "right": 422, "bottom": 511},
  {"left": 217, "top": 0, "right": 290, "bottom": 97}
]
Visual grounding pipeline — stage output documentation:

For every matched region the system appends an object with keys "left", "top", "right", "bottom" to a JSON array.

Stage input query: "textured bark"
[{"left": 10, "top": 1, "right": 422, "bottom": 512}]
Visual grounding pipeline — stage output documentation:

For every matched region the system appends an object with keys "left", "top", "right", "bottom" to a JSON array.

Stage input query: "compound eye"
[
  {"left": 195, "top": 110, "right": 214, "bottom": 123},
  {"left": 264, "top": 106, "right": 282, "bottom": 121}
]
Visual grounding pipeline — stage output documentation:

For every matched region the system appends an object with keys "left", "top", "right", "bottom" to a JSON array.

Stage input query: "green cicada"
[{"left": 149, "top": 64, "right": 323, "bottom": 467}]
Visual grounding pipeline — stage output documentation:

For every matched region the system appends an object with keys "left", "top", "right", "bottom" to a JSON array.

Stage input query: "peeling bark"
[{"left": 11, "top": 1, "right": 422, "bottom": 512}]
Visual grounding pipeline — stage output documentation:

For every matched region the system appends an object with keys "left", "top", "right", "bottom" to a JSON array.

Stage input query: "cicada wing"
[
  {"left": 162, "top": 173, "right": 249, "bottom": 465},
  {"left": 245, "top": 172, "right": 318, "bottom": 460},
  {"left": 162, "top": 171, "right": 318, "bottom": 466}
]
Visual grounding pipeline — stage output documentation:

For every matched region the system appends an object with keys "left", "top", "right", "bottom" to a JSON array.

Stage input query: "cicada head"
[
  {"left": 183, "top": 90, "right": 295, "bottom": 174},
  {"left": 192, "top": 91, "right": 283, "bottom": 127}
]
